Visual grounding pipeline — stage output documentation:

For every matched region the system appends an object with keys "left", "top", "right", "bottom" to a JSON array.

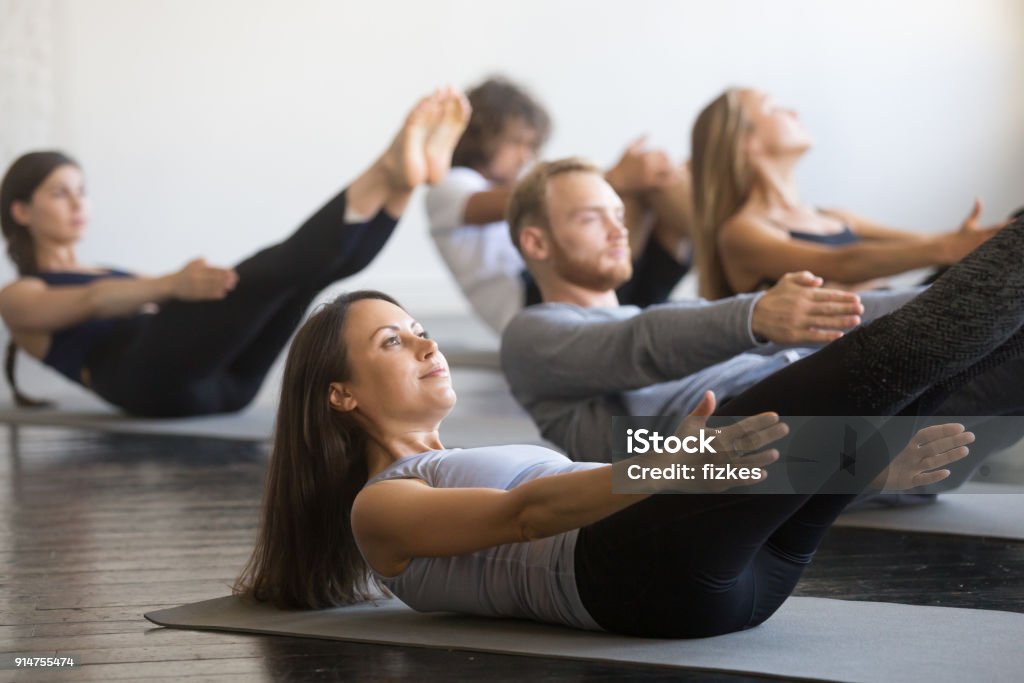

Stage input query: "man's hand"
[
  {"left": 604, "top": 136, "right": 677, "bottom": 195},
  {"left": 752, "top": 271, "right": 863, "bottom": 345},
  {"left": 870, "top": 423, "right": 973, "bottom": 491}
]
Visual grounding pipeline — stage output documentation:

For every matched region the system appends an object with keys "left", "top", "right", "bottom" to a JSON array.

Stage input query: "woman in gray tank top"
[{"left": 235, "top": 219, "right": 1024, "bottom": 637}]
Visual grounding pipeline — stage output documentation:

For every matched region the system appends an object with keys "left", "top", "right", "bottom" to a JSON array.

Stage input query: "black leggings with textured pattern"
[{"left": 575, "top": 217, "right": 1024, "bottom": 637}]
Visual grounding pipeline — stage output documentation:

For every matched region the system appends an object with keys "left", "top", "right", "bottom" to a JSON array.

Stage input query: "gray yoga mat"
[
  {"left": 146, "top": 595, "right": 1024, "bottom": 683},
  {"left": 835, "top": 482, "right": 1024, "bottom": 540},
  {"left": 0, "top": 400, "right": 538, "bottom": 441},
  {"left": 0, "top": 399, "right": 541, "bottom": 447},
  {"left": 0, "top": 399, "right": 275, "bottom": 441}
]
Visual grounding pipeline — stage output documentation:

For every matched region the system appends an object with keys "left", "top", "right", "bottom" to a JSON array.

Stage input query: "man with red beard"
[{"left": 500, "top": 157, "right": 922, "bottom": 462}]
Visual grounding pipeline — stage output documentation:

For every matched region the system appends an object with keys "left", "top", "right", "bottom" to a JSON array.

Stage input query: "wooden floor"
[{"left": 2, "top": 425, "right": 1023, "bottom": 682}]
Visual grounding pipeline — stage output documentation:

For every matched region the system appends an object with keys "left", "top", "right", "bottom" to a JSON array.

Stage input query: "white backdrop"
[{"left": 2, "top": 0, "right": 1023, "bottom": 318}]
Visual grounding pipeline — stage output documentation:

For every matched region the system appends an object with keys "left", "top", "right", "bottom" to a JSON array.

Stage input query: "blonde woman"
[{"left": 690, "top": 88, "right": 1007, "bottom": 300}]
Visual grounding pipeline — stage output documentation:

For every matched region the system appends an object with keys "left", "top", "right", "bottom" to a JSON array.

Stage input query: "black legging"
[
  {"left": 575, "top": 216, "right": 1024, "bottom": 638},
  {"left": 87, "top": 189, "right": 397, "bottom": 417}
]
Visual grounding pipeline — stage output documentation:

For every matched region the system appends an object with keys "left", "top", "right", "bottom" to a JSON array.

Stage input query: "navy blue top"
[
  {"left": 754, "top": 222, "right": 863, "bottom": 290},
  {"left": 788, "top": 225, "right": 861, "bottom": 246},
  {"left": 35, "top": 269, "right": 136, "bottom": 384}
]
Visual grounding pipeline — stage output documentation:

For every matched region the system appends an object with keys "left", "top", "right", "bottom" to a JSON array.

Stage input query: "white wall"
[{"left": 2, "top": 0, "right": 1022, "bottom": 316}]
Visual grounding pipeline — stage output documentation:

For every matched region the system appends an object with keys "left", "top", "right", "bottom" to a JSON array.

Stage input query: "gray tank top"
[{"left": 363, "top": 445, "right": 606, "bottom": 630}]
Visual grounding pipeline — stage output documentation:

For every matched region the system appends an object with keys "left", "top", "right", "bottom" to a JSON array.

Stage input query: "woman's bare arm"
[
  {"left": 825, "top": 199, "right": 1008, "bottom": 243},
  {"left": 822, "top": 207, "right": 930, "bottom": 242},
  {"left": 720, "top": 214, "right": 1000, "bottom": 290},
  {"left": 0, "top": 258, "right": 237, "bottom": 333},
  {"left": 352, "top": 397, "right": 784, "bottom": 576},
  {"left": 352, "top": 466, "right": 638, "bottom": 576}
]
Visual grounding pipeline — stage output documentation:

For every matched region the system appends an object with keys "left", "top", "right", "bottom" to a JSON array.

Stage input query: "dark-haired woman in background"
[
  {"left": 235, "top": 215, "right": 1024, "bottom": 637},
  {"left": 0, "top": 87, "right": 470, "bottom": 416},
  {"left": 690, "top": 87, "right": 1008, "bottom": 300}
]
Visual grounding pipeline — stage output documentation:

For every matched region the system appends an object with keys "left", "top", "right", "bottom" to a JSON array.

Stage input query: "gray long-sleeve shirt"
[{"left": 501, "top": 289, "right": 922, "bottom": 462}]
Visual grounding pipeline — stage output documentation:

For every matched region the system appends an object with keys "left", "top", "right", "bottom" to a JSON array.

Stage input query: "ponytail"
[
  {"left": 5, "top": 342, "right": 50, "bottom": 408},
  {"left": 691, "top": 89, "right": 754, "bottom": 300}
]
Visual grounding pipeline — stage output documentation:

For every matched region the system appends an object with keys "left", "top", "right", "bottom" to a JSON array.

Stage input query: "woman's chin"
[
  {"left": 790, "top": 136, "right": 813, "bottom": 154},
  {"left": 442, "top": 389, "right": 458, "bottom": 411},
  {"left": 423, "top": 389, "right": 457, "bottom": 419}
]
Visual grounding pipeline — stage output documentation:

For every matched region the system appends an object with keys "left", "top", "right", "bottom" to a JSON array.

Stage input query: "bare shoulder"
[
  {"left": 352, "top": 479, "right": 429, "bottom": 524},
  {"left": 351, "top": 479, "right": 430, "bottom": 577},
  {"left": 0, "top": 276, "right": 46, "bottom": 305},
  {"left": 720, "top": 209, "right": 785, "bottom": 249}
]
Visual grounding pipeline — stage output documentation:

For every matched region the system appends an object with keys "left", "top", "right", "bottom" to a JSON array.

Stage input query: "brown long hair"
[
  {"left": 691, "top": 88, "right": 754, "bottom": 300},
  {"left": 452, "top": 76, "right": 551, "bottom": 171},
  {"left": 0, "top": 151, "right": 78, "bottom": 407},
  {"left": 234, "top": 290, "right": 401, "bottom": 609}
]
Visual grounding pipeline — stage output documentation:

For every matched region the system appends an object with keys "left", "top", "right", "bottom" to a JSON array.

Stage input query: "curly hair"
[{"left": 451, "top": 76, "right": 551, "bottom": 170}]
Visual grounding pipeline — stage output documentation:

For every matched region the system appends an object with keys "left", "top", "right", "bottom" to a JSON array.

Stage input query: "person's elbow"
[
  {"left": 509, "top": 489, "right": 552, "bottom": 543},
  {"left": 82, "top": 284, "right": 112, "bottom": 318}
]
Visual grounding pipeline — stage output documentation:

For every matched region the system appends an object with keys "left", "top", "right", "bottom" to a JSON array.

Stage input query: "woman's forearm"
[
  {"left": 0, "top": 273, "right": 179, "bottom": 333},
  {"left": 511, "top": 466, "right": 647, "bottom": 541},
  {"left": 2, "top": 259, "right": 234, "bottom": 333},
  {"left": 817, "top": 237, "right": 946, "bottom": 283},
  {"left": 86, "top": 274, "right": 177, "bottom": 318}
]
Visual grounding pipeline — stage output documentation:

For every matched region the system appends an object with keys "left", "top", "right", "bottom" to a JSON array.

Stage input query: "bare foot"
[
  {"left": 424, "top": 86, "right": 471, "bottom": 185},
  {"left": 380, "top": 94, "right": 438, "bottom": 190}
]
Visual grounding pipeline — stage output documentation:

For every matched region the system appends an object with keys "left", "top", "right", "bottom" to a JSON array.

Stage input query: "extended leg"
[
  {"left": 575, "top": 491, "right": 854, "bottom": 637},
  {"left": 138, "top": 92, "right": 468, "bottom": 378},
  {"left": 89, "top": 91, "right": 471, "bottom": 415},
  {"left": 744, "top": 493, "right": 859, "bottom": 627},
  {"left": 578, "top": 218, "right": 1024, "bottom": 636}
]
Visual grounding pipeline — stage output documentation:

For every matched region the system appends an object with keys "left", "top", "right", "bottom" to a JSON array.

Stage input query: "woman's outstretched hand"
[
  {"left": 659, "top": 390, "right": 787, "bottom": 493},
  {"left": 944, "top": 198, "right": 1011, "bottom": 262},
  {"left": 172, "top": 258, "right": 238, "bottom": 301},
  {"left": 870, "top": 423, "right": 974, "bottom": 491},
  {"left": 959, "top": 197, "right": 1011, "bottom": 234}
]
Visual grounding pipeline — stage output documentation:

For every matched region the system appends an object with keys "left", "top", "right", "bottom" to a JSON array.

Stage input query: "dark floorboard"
[{"left": 1, "top": 425, "right": 1022, "bottom": 681}]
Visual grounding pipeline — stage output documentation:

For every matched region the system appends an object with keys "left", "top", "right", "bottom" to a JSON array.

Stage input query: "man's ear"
[
  {"left": 10, "top": 200, "right": 31, "bottom": 228},
  {"left": 519, "top": 225, "right": 551, "bottom": 262},
  {"left": 328, "top": 382, "right": 357, "bottom": 413}
]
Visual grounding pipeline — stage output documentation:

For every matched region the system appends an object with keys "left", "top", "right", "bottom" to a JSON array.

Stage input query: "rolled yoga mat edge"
[{"left": 834, "top": 482, "right": 1024, "bottom": 540}]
